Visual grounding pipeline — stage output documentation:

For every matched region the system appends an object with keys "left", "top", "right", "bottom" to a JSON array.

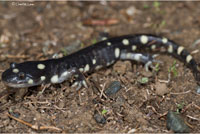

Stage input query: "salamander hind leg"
[
  {"left": 120, "top": 51, "right": 162, "bottom": 71},
  {"left": 71, "top": 70, "right": 88, "bottom": 91}
]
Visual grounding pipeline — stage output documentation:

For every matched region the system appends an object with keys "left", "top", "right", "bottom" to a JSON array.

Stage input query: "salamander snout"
[
  {"left": 1, "top": 62, "right": 44, "bottom": 88},
  {"left": 2, "top": 67, "right": 31, "bottom": 88}
]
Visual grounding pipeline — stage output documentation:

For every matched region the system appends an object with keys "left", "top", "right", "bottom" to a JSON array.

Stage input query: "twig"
[
  {"left": 146, "top": 105, "right": 160, "bottom": 115},
  {"left": 191, "top": 49, "right": 199, "bottom": 54},
  {"left": 6, "top": 54, "right": 29, "bottom": 59},
  {"left": 182, "top": 102, "right": 200, "bottom": 113},
  {"left": 193, "top": 103, "right": 200, "bottom": 110},
  {"left": 158, "top": 79, "right": 169, "bottom": 83},
  {"left": 191, "top": 38, "right": 200, "bottom": 48},
  {"left": 186, "top": 115, "right": 200, "bottom": 121},
  {"left": 99, "top": 83, "right": 107, "bottom": 99},
  {"left": 83, "top": 19, "right": 119, "bottom": 26},
  {"left": 7, "top": 113, "right": 62, "bottom": 131},
  {"left": 170, "top": 90, "right": 191, "bottom": 95}
]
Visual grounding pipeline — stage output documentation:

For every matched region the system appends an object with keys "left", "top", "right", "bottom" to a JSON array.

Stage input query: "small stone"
[
  {"left": 104, "top": 81, "right": 121, "bottom": 96},
  {"left": 155, "top": 82, "right": 169, "bottom": 96},
  {"left": 166, "top": 110, "right": 190, "bottom": 133},
  {"left": 94, "top": 111, "right": 106, "bottom": 124}
]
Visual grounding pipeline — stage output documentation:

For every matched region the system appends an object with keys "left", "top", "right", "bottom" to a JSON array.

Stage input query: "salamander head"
[{"left": 2, "top": 62, "right": 47, "bottom": 88}]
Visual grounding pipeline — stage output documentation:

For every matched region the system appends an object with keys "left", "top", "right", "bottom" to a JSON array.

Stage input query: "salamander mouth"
[
  {"left": 3, "top": 82, "right": 30, "bottom": 88},
  {"left": 3, "top": 81, "right": 42, "bottom": 88}
]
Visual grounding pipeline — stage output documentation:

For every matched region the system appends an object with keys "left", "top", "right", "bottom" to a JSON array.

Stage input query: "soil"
[{"left": 0, "top": 1, "right": 200, "bottom": 133}]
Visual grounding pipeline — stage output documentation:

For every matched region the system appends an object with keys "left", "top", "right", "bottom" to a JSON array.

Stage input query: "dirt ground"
[{"left": 0, "top": 1, "right": 200, "bottom": 133}]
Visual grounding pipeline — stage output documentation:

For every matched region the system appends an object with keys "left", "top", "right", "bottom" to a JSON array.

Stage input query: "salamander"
[{"left": 2, "top": 34, "right": 200, "bottom": 90}]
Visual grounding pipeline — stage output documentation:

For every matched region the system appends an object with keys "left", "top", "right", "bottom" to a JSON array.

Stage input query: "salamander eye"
[
  {"left": 18, "top": 72, "right": 25, "bottom": 79},
  {"left": 10, "top": 62, "right": 17, "bottom": 68}
]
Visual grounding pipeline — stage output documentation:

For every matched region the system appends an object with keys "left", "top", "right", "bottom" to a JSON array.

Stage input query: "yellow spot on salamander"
[
  {"left": 168, "top": 45, "right": 173, "bottom": 53},
  {"left": 122, "top": 39, "right": 129, "bottom": 45},
  {"left": 37, "top": 64, "right": 45, "bottom": 70},
  {"left": 115, "top": 48, "right": 120, "bottom": 58},
  {"left": 13, "top": 68, "right": 19, "bottom": 73},
  {"left": 132, "top": 45, "right": 137, "bottom": 51},
  {"left": 186, "top": 55, "right": 193, "bottom": 63},
  {"left": 28, "top": 79, "right": 33, "bottom": 84},
  {"left": 162, "top": 38, "right": 168, "bottom": 44},
  {"left": 177, "top": 46, "right": 184, "bottom": 55},
  {"left": 51, "top": 75, "right": 59, "bottom": 83},
  {"left": 41, "top": 76, "right": 46, "bottom": 81},
  {"left": 140, "top": 35, "right": 148, "bottom": 44},
  {"left": 107, "top": 42, "right": 111, "bottom": 46}
]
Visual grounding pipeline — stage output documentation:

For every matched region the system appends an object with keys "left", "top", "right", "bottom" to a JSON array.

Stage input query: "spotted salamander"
[{"left": 2, "top": 34, "right": 200, "bottom": 90}]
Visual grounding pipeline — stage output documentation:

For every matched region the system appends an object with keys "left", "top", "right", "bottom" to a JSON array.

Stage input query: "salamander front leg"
[
  {"left": 120, "top": 52, "right": 161, "bottom": 71},
  {"left": 52, "top": 67, "right": 88, "bottom": 90}
]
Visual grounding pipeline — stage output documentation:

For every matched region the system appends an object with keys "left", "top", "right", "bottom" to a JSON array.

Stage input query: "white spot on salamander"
[
  {"left": 140, "top": 35, "right": 148, "bottom": 44},
  {"left": 37, "top": 64, "right": 45, "bottom": 70},
  {"left": 40, "top": 76, "right": 46, "bottom": 81},
  {"left": 107, "top": 42, "right": 111, "bottom": 46},
  {"left": 102, "top": 37, "right": 107, "bottom": 41},
  {"left": 177, "top": 46, "right": 184, "bottom": 55},
  {"left": 92, "top": 59, "right": 96, "bottom": 64},
  {"left": 162, "top": 38, "right": 168, "bottom": 44},
  {"left": 79, "top": 68, "right": 84, "bottom": 72},
  {"left": 132, "top": 45, "right": 137, "bottom": 51},
  {"left": 168, "top": 45, "right": 173, "bottom": 53},
  {"left": 51, "top": 75, "right": 59, "bottom": 83},
  {"left": 13, "top": 68, "right": 19, "bottom": 73},
  {"left": 84, "top": 64, "right": 90, "bottom": 72},
  {"left": 122, "top": 39, "right": 129, "bottom": 45},
  {"left": 115, "top": 48, "right": 120, "bottom": 58},
  {"left": 28, "top": 79, "right": 33, "bottom": 84},
  {"left": 186, "top": 55, "right": 193, "bottom": 63},
  {"left": 151, "top": 45, "right": 156, "bottom": 50}
]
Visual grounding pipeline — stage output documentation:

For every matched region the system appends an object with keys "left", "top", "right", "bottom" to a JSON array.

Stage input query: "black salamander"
[{"left": 2, "top": 34, "right": 200, "bottom": 90}]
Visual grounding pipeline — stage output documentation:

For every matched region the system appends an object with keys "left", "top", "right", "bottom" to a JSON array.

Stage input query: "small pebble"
[
  {"left": 93, "top": 111, "right": 106, "bottom": 124},
  {"left": 104, "top": 81, "right": 121, "bottom": 96},
  {"left": 155, "top": 82, "right": 169, "bottom": 96},
  {"left": 62, "top": 40, "right": 81, "bottom": 55},
  {"left": 166, "top": 110, "right": 190, "bottom": 133}
]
